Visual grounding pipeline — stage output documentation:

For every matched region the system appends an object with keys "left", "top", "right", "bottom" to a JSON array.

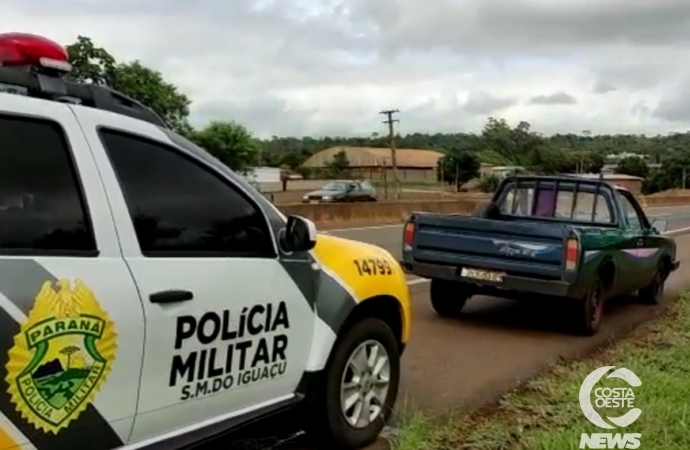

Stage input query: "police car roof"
[{"left": 0, "top": 32, "right": 167, "bottom": 128}]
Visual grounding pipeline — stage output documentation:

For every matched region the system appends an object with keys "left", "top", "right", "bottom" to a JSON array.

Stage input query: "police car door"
[
  {"left": 0, "top": 96, "right": 144, "bottom": 450},
  {"left": 75, "top": 110, "right": 314, "bottom": 444}
]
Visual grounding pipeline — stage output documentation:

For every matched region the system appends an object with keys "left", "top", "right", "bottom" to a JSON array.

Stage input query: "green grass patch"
[{"left": 392, "top": 294, "right": 690, "bottom": 450}]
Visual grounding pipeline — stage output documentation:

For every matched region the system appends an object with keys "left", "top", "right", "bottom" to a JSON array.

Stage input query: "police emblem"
[{"left": 5, "top": 279, "right": 117, "bottom": 434}]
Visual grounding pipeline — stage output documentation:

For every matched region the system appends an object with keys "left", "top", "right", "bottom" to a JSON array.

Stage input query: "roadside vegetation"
[{"left": 392, "top": 294, "right": 690, "bottom": 450}]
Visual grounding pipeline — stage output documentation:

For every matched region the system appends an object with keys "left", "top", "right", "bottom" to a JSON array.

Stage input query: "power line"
[{"left": 379, "top": 109, "right": 400, "bottom": 199}]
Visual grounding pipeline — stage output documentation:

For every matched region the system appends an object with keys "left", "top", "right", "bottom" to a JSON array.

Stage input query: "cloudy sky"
[{"left": 5, "top": 0, "right": 690, "bottom": 137}]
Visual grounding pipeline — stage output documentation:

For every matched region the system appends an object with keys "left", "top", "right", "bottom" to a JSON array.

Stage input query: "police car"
[{"left": 0, "top": 33, "right": 411, "bottom": 450}]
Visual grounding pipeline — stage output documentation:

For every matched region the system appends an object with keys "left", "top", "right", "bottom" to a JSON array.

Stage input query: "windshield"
[{"left": 322, "top": 182, "right": 348, "bottom": 191}]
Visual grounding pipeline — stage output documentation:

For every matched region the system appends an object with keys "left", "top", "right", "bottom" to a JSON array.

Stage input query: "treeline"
[
  {"left": 65, "top": 36, "right": 689, "bottom": 194},
  {"left": 264, "top": 118, "right": 689, "bottom": 194}
]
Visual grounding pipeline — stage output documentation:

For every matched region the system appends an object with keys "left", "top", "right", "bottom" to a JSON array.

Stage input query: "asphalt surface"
[{"left": 223, "top": 205, "right": 690, "bottom": 449}]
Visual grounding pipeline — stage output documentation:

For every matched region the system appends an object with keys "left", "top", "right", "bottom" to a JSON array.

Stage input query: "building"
[
  {"left": 478, "top": 163, "right": 526, "bottom": 179},
  {"left": 243, "top": 166, "right": 283, "bottom": 183},
  {"left": 300, "top": 146, "right": 444, "bottom": 182},
  {"left": 571, "top": 173, "right": 644, "bottom": 195},
  {"left": 491, "top": 166, "right": 526, "bottom": 179},
  {"left": 479, "top": 163, "right": 494, "bottom": 176}
]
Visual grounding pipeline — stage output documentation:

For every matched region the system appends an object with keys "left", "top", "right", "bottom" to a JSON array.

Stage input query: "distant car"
[{"left": 303, "top": 180, "right": 377, "bottom": 203}]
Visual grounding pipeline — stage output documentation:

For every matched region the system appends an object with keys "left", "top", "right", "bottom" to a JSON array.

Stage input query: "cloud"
[
  {"left": 2, "top": 0, "right": 690, "bottom": 137},
  {"left": 652, "top": 81, "right": 690, "bottom": 122},
  {"left": 529, "top": 92, "right": 578, "bottom": 105},
  {"left": 462, "top": 91, "right": 517, "bottom": 115},
  {"left": 591, "top": 81, "right": 617, "bottom": 94}
]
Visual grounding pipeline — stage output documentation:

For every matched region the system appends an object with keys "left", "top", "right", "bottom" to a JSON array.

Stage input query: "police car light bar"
[
  {"left": 0, "top": 33, "right": 72, "bottom": 74},
  {"left": 0, "top": 32, "right": 167, "bottom": 128}
]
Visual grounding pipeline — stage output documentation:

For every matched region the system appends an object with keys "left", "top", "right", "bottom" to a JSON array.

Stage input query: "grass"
[{"left": 392, "top": 293, "right": 690, "bottom": 450}]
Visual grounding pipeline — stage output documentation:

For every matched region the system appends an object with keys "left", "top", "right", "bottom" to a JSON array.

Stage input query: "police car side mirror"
[{"left": 280, "top": 215, "right": 317, "bottom": 253}]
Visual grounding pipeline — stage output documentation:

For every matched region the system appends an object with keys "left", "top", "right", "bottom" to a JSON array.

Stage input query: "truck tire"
[
  {"left": 430, "top": 279, "right": 469, "bottom": 317},
  {"left": 308, "top": 318, "right": 400, "bottom": 450},
  {"left": 574, "top": 279, "right": 605, "bottom": 336},
  {"left": 638, "top": 267, "right": 667, "bottom": 305}
]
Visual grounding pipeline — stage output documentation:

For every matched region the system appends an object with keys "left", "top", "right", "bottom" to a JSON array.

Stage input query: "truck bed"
[
  {"left": 411, "top": 214, "right": 567, "bottom": 276},
  {"left": 401, "top": 213, "right": 578, "bottom": 297}
]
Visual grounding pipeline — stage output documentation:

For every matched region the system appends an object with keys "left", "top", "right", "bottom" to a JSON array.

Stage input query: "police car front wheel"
[{"left": 311, "top": 317, "right": 400, "bottom": 449}]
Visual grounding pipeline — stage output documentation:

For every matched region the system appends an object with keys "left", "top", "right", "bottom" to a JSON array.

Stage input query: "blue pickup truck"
[{"left": 400, "top": 175, "right": 679, "bottom": 335}]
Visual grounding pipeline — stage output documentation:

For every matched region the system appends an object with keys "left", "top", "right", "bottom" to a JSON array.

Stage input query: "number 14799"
[{"left": 353, "top": 258, "right": 392, "bottom": 276}]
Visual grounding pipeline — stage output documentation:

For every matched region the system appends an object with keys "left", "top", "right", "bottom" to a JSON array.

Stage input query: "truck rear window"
[{"left": 499, "top": 184, "right": 613, "bottom": 223}]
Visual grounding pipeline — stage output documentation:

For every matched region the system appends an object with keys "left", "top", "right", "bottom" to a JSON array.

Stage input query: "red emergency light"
[{"left": 0, "top": 32, "right": 71, "bottom": 74}]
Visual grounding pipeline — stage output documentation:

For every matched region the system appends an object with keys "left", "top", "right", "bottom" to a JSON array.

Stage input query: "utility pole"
[{"left": 380, "top": 109, "right": 401, "bottom": 199}]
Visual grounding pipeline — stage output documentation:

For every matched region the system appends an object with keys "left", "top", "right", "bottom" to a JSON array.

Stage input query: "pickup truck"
[{"left": 401, "top": 175, "right": 679, "bottom": 335}]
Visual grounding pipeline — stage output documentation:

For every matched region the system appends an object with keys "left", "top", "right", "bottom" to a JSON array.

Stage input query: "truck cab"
[{"left": 0, "top": 33, "right": 411, "bottom": 450}]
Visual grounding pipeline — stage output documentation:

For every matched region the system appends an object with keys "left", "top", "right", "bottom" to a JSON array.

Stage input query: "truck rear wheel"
[
  {"left": 574, "top": 279, "right": 604, "bottom": 336},
  {"left": 430, "top": 279, "right": 469, "bottom": 317}
]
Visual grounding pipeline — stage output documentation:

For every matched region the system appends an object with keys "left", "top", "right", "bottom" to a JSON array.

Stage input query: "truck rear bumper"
[{"left": 402, "top": 261, "right": 574, "bottom": 298}]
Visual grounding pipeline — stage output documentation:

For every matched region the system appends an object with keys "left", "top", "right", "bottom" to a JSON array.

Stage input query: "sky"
[{"left": 5, "top": 0, "right": 690, "bottom": 138}]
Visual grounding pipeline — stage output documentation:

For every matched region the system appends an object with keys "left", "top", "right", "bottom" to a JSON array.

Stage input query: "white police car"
[{"left": 0, "top": 33, "right": 411, "bottom": 450}]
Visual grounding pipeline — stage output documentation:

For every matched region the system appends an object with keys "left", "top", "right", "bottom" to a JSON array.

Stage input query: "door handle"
[{"left": 149, "top": 290, "right": 193, "bottom": 304}]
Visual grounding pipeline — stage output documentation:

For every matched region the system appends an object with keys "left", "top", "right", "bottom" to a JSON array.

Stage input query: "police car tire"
[{"left": 309, "top": 317, "right": 400, "bottom": 450}]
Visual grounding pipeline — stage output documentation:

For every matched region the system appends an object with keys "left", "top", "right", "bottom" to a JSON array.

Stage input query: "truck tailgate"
[{"left": 411, "top": 214, "right": 569, "bottom": 278}]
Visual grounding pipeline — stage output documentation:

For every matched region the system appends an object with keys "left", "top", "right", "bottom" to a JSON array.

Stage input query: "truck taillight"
[
  {"left": 565, "top": 238, "right": 579, "bottom": 270},
  {"left": 403, "top": 222, "right": 415, "bottom": 251}
]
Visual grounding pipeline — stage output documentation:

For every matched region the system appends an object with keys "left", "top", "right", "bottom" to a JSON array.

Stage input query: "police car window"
[
  {"left": 0, "top": 115, "right": 95, "bottom": 255},
  {"left": 99, "top": 129, "right": 275, "bottom": 258}
]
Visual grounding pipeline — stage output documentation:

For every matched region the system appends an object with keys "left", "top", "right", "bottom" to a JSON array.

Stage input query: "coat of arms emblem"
[{"left": 5, "top": 279, "right": 117, "bottom": 434}]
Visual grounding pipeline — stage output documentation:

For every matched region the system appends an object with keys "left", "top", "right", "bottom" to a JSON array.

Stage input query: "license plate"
[
  {"left": 310, "top": 200, "right": 319, "bottom": 204},
  {"left": 460, "top": 267, "right": 504, "bottom": 282}
]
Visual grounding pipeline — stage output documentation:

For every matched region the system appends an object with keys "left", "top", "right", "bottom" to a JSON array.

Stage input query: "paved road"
[{"left": 226, "top": 205, "right": 690, "bottom": 449}]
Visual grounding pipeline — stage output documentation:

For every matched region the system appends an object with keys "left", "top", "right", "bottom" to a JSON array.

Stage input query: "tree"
[
  {"left": 191, "top": 121, "right": 260, "bottom": 174},
  {"left": 65, "top": 36, "right": 116, "bottom": 85},
  {"left": 59, "top": 345, "right": 81, "bottom": 370},
  {"left": 615, "top": 156, "right": 649, "bottom": 178},
  {"left": 326, "top": 150, "right": 350, "bottom": 177},
  {"left": 439, "top": 148, "right": 480, "bottom": 190},
  {"left": 66, "top": 36, "right": 192, "bottom": 135},
  {"left": 527, "top": 147, "right": 576, "bottom": 174},
  {"left": 573, "top": 151, "right": 605, "bottom": 173},
  {"left": 478, "top": 174, "right": 500, "bottom": 193},
  {"left": 642, "top": 149, "right": 690, "bottom": 194},
  {"left": 112, "top": 62, "right": 192, "bottom": 135}
]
